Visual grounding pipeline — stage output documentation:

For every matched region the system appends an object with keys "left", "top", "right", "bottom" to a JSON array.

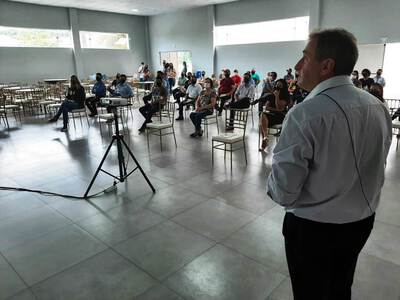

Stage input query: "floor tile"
[
  {"left": 115, "top": 221, "right": 214, "bottom": 280},
  {"left": 0, "top": 206, "right": 71, "bottom": 252},
  {"left": 77, "top": 205, "right": 165, "bottom": 246},
  {"left": 216, "top": 181, "right": 276, "bottom": 215},
  {"left": 139, "top": 185, "right": 209, "bottom": 218},
  {"left": 172, "top": 199, "right": 257, "bottom": 241},
  {"left": 134, "top": 284, "right": 184, "bottom": 300},
  {"left": 0, "top": 192, "right": 45, "bottom": 221},
  {"left": 352, "top": 253, "right": 400, "bottom": 300},
  {"left": 363, "top": 220, "right": 400, "bottom": 266},
  {"left": 3, "top": 224, "right": 106, "bottom": 286},
  {"left": 32, "top": 250, "right": 156, "bottom": 300},
  {"left": 6, "top": 289, "right": 37, "bottom": 300},
  {"left": 165, "top": 244, "right": 285, "bottom": 300},
  {"left": 223, "top": 212, "right": 288, "bottom": 275},
  {"left": 0, "top": 254, "right": 26, "bottom": 300}
]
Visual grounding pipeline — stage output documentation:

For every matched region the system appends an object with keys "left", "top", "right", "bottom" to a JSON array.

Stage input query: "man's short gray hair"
[{"left": 309, "top": 28, "right": 358, "bottom": 76}]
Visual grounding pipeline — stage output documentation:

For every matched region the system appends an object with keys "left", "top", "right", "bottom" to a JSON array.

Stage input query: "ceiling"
[{"left": 9, "top": 0, "right": 239, "bottom": 16}]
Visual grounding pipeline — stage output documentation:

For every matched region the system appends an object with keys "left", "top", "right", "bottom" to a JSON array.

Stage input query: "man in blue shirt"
[
  {"left": 111, "top": 74, "right": 133, "bottom": 98},
  {"left": 85, "top": 72, "right": 106, "bottom": 117}
]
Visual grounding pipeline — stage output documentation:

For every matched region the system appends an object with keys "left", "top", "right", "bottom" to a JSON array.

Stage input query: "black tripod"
[{"left": 84, "top": 106, "right": 155, "bottom": 198}]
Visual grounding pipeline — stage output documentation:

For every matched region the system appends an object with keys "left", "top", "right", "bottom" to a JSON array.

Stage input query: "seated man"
[
  {"left": 251, "top": 71, "right": 277, "bottom": 113},
  {"left": 217, "top": 69, "right": 235, "bottom": 116},
  {"left": 107, "top": 73, "right": 121, "bottom": 94},
  {"left": 172, "top": 72, "right": 191, "bottom": 103},
  {"left": 189, "top": 78, "right": 217, "bottom": 137},
  {"left": 85, "top": 72, "right": 106, "bottom": 117},
  {"left": 225, "top": 72, "right": 255, "bottom": 129},
  {"left": 138, "top": 76, "right": 168, "bottom": 132},
  {"left": 175, "top": 77, "right": 202, "bottom": 120},
  {"left": 48, "top": 75, "right": 85, "bottom": 132},
  {"left": 110, "top": 74, "right": 133, "bottom": 98}
]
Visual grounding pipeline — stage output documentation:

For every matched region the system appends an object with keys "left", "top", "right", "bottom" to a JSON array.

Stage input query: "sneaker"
[
  {"left": 48, "top": 118, "right": 57, "bottom": 123},
  {"left": 190, "top": 132, "right": 198, "bottom": 138},
  {"left": 225, "top": 126, "right": 234, "bottom": 131},
  {"left": 198, "top": 130, "right": 203, "bottom": 137},
  {"left": 175, "top": 116, "right": 184, "bottom": 121}
]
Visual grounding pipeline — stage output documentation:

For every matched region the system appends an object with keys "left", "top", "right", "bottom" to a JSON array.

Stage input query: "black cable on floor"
[{"left": 0, "top": 184, "right": 116, "bottom": 200}]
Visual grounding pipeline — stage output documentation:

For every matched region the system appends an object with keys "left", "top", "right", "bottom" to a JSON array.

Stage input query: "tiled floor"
[{"left": 0, "top": 108, "right": 399, "bottom": 300}]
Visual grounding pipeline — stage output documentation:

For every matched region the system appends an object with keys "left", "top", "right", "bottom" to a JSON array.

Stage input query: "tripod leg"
[
  {"left": 84, "top": 137, "right": 116, "bottom": 198},
  {"left": 121, "top": 138, "right": 156, "bottom": 193},
  {"left": 116, "top": 135, "right": 126, "bottom": 181}
]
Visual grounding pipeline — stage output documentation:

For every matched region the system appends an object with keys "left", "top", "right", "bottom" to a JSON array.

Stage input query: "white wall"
[
  {"left": 0, "top": 1, "right": 148, "bottom": 83},
  {"left": 320, "top": 0, "right": 400, "bottom": 44},
  {"left": 147, "top": 6, "right": 214, "bottom": 75}
]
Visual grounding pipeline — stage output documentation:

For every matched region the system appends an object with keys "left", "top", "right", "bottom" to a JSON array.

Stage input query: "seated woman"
[
  {"left": 48, "top": 75, "right": 85, "bottom": 132},
  {"left": 138, "top": 76, "right": 168, "bottom": 133},
  {"left": 189, "top": 78, "right": 217, "bottom": 137},
  {"left": 370, "top": 82, "right": 389, "bottom": 112},
  {"left": 259, "top": 79, "right": 291, "bottom": 151}
]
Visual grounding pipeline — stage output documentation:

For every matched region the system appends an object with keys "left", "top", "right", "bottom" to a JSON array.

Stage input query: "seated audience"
[
  {"left": 231, "top": 69, "right": 242, "bottom": 87},
  {"left": 85, "top": 72, "right": 106, "bottom": 117},
  {"left": 172, "top": 72, "right": 188, "bottom": 103},
  {"left": 110, "top": 74, "right": 133, "bottom": 98},
  {"left": 374, "top": 68, "right": 386, "bottom": 87},
  {"left": 251, "top": 69, "right": 261, "bottom": 86},
  {"left": 225, "top": 72, "right": 255, "bottom": 129},
  {"left": 217, "top": 69, "right": 235, "bottom": 116},
  {"left": 138, "top": 62, "right": 145, "bottom": 82},
  {"left": 107, "top": 73, "right": 121, "bottom": 94},
  {"left": 370, "top": 82, "right": 389, "bottom": 111},
  {"left": 351, "top": 70, "right": 362, "bottom": 88},
  {"left": 138, "top": 76, "right": 168, "bottom": 132},
  {"left": 259, "top": 79, "right": 291, "bottom": 151},
  {"left": 251, "top": 71, "right": 277, "bottom": 112},
  {"left": 175, "top": 76, "right": 202, "bottom": 120},
  {"left": 167, "top": 64, "right": 176, "bottom": 93},
  {"left": 289, "top": 71, "right": 308, "bottom": 104},
  {"left": 189, "top": 77, "right": 217, "bottom": 137},
  {"left": 198, "top": 71, "right": 206, "bottom": 86},
  {"left": 48, "top": 75, "right": 85, "bottom": 132},
  {"left": 284, "top": 68, "right": 294, "bottom": 83},
  {"left": 360, "top": 68, "right": 374, "bottom": 91}
]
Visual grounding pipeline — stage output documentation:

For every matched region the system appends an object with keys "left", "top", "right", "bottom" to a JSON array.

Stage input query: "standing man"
[
  {"left": 284, "top": 68, "right": 294, "bottom": 83},
  {"left": 374, "top": 68, "right": 386, "bottom": 87},
  {"left": 267, "top": 28, "right": 392, "bottom": 300}
]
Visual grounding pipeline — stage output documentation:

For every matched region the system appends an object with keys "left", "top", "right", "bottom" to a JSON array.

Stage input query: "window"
[
  {"left": 382, "top": 43, "right": 400, "bottom": 99},
  {"left": 79, "top": 31, "right": 130, "bottom": 50},
  {"left": 0, "top": 26, "right": 72, "bottom": 48},
  {"left": 159, "top": 51, "right": 193, "bottom": 75},
  {"left": 214, "top": 16, "right": 309, "bottom": 46}
]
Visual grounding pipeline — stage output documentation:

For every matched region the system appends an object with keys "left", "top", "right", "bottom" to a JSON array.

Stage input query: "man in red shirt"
[
  {"left": 231, "top": 69, "right": 242, "bottom": 86},
  {"left": 217, "top": 69, "right": 236, "bottom": 116}
]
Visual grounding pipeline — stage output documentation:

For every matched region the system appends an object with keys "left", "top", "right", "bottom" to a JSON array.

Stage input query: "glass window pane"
[
  {"left": 214, "top": 16, "right": 309, "bottom": 46},
  {"left": 382, "top": 43, "right": 400, "bottom": 99},
  {"left": 79, "top": 31, "right": 129, "bottom": 50},
  {"left": 0, "top": 26, "right": 72, "bottom": 48}
]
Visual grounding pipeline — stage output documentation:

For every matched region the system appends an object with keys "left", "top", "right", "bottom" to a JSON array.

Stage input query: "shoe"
[
  {"left": 175, "top": 116, "right": 184, "bottom": 121},
  {"left": 198, "top": 130, "right": 203, "bottom": 137},
  {"left": 190, "top": 132, "right": 199, "bottom": 138},
  {"left": 217, "top": 112, "right": 222, "bottom": 117},
  {"left": 48, "top": 118, "right": 57, "bottom": 123},
  {"left": 225, "top": 126, "right": 234, "bottom": 131},
  {"left": 259, "top": 137, "right": 268, "bottom": 152},
  {"left": 60, "top": 127, "right": 68, "bottom": 132},
  {"left": 89, "top": 113, "right": 97, "bottom": 117},
  {"left": 138, "top": 126, "right": 146, "bottom": 133}
]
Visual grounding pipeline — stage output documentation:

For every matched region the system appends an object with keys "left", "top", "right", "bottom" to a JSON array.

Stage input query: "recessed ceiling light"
[{"left": 131, "top": 9, "right": 138, "bottom": 12}]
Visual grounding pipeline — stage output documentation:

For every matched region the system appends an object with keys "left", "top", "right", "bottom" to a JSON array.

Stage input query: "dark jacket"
[{"left": 66, "top": 86, "right": 85, "bottom": 108}]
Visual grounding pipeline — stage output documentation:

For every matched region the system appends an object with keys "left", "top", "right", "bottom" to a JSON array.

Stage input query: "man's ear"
[{"left": 321, "top": 58, "right": 335, "bottom": 76}]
